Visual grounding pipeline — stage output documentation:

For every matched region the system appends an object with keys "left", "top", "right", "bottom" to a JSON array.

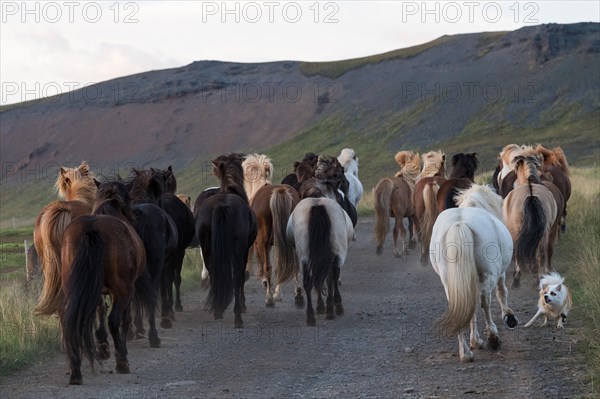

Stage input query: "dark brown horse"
[
  {"left": 60, "top": 180, "right": 149, "bottom": 385},
  {"left": 196, "top": 154, "right": 258, "bottom": 328},
  {"left": 281, "top": 152, "right": 319, "bottom": 187},
  {"left": 437, "top": 153, "right": 478, "bottom": 212}
]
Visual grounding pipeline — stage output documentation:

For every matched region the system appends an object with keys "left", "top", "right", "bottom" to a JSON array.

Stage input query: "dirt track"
[{"left": 0, "top": 218, "right": 592, "bottom": 398}]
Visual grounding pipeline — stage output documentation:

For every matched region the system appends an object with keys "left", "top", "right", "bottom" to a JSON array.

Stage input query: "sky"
[{"left": 1, "top": 0, "right": 599, "bottom": 104}]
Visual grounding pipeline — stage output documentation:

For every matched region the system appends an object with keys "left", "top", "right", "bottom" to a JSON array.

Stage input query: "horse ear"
[
  {"left": 167, "top": 165, "right": 173, "bottom": 172},
  {"left": 451, "top": 153, "right": 460, "bottom": 166},
  {"left": 60, "top": 167, "right": 67, "bottom": 176},
  {"left": 79, "top": 162, "right": 90, "bottom": 175},
  {"left": 94, "top": 178, "right": 101, "bottom": 188}
]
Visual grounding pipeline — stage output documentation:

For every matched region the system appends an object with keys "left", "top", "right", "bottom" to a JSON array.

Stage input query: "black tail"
[
  {"left": 133, "top": 268, "right": 157, "bottom": 321},
  {"left": 308, "top": 205, "right": 334, "bottom": 291},
  {"left": 62, "top": 230, "right": 105, "bottom": 370},
  {"left": 208, "top": 205, "right": 234, "bottom": 315},
  {"left": 515, "top": 189, "right": 546, "bottom": 272}
]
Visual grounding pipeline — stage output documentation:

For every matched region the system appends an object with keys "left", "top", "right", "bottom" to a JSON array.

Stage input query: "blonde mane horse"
[
  {"left": 373, "top": 151, "right": 421, "bottom": 257},
  {"left": 430, "top": 184, "right": 517, "bottom": 362},
  {"left": 535, "top": 144, "right": 570, "bottom": 176},
  {"left": 242, "top": 154, "right": 273, "bottom": 202},
  {"left": 503, "top": 155, "right": 558, "bottom": 288},
  {"left": 34, "top": 161, "right": 97, "bottom": 315},
  {"left": 413, "top": 150, "right": 446, "bottom": 265}
]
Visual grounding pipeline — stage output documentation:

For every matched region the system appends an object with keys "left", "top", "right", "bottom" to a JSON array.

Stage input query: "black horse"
[
  {"left": 436, "top": 153, "right": 479, "bottom": 212},
  {"left": 196, "top": 154, "right": 257, "bottom": 328}
]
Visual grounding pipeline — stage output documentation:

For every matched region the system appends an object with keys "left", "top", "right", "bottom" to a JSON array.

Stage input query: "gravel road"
[{"left": 0, "top": 218, "right": 592, "bottom": 398}]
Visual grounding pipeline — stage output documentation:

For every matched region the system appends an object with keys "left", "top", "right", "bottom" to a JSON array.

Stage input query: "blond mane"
[
  {"left": 55, "top": 161, "right": 96, "bottom": 204},
  {"left": 535, "top": 144, "right": 570, "bottom": 176},
  {"left": 242, "top": 154, "right": 273, "bottom": 201},
  {"left": 394, "top": 151, "right": 421, "bottom": 185},
  {"left": 456, "top": 184, "right": 503, "bottom": 220},
  {"left": 418, "top": 150, "right": 446, "bottom": 179}
]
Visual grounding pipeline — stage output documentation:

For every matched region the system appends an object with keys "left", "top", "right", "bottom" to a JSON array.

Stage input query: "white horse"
[
  {"left": 429, "top": 184, "right": 518, "bottom": 362},
  {"left": 338, "top": 148, "right": 363, "bottom": 207},
  {"left": 279, "top": 197, "right": 354, "bottom": 326}
]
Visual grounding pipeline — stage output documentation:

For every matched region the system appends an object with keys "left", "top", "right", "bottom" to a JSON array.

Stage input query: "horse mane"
[
  {"left": 450, "top": 153, "right": 478, "bottom": 180},
  {"left": 394, "top": 151, "right": 421, "bottom": 186},
  {"left": 511, "top": 155, "right": 543, "bottom": 185},
  {"left": 338, "top": 148, "right": 359, "bottom": 176},
  {"left": 302, "top": 152, "right": 319, "bottom": 169},
  {"left": 499, "top": 144, "right": 522, "bottom": 165},
  {"left": 295, "top": 161, "right": 315, "bottom": 182},
  {"left": 455, "top": 184, "right": 503, "bottom": 220},
  {"left": 126, "top": 168, "right": 166, "bottom": 206},
  {"left": 536, "top": 144, "right": 570, "bottom": 176},
  {"left": 419, "top": 151, "right": 446, "bottom": 179},
  {"left": 299, "top": 178, "right": 337, "bottom": 200},
  {"left": 213, "top": 154, "right": 248, "bottom": 202},
  {"left": 92, "top": 180, "right": 135, "bottom": 223},
  {"left": 242, "top": 153, "right": 273, "bottom": 201},
  {"left": 55, "top": 161, "right": 97, "bottom": 204},
  {"left": 156, "top": 166, "right": 177, "bottom": 194}
]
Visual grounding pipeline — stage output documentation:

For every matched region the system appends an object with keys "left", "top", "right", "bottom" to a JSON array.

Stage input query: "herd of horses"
[{"left": 31, "top": 143, "right": 571, "bottom": 383}]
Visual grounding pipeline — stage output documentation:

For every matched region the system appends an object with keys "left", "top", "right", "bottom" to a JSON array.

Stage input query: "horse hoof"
[
  {"left": 265, "top": 298, "right": 275, "bottom": 307},
  {"left": 295, "top": 295, "right": 305, "bottom": 308},
  {"left": 511, "top": 278, "right": 520, "bottom": 289},
  {"left": 175, "top": 304, "right": 183, "bottom": 312},
  {"left": 306, "top": 317, "right": 316, "bottom": 327},
  {"left": 487, "top": 335, "right": 501, "bottom": 351},
  {"left": 393, "top": 252, "right": 401, "bottom": 258},
  {"left": 408, "top": 241, "right": 416, "bottom": 249},
  {"left": 504, "top": 314, "right": 518, "bottom": 330},
  {"left": 116, "top": 362, "right": 130, "bottom": 374},
  {"left": 69, "top": 373, "right": 83, "bottom": 385},
  {"left": 470, "top": 339, "right": 485, "bottom": 350},
  {"left": 214, "top": 312, "right": 224, "bottom": 320},
  {"left": 273, "top": 293, "right": 283, "bottom": 302},
  {"left": 326, "top": 312, "right": 335, "bottom": 320},
  {"left": 460, "top": 354, "right": 474, "bottom": 363},
  {"left": 420, "top": 257, "right": 428, "bottom": 267},
  {"left": 235, "top": 319, "right": 244, "bottom": 329},
  {"left": 376, "top": 246, "right": 383, "bottom": 255},
  {"left": 335, "top": 304, "right": 344, "bottom": 316},
  {"left": 149, "top": 337, "right": 161, "bottom": 348},
  {"left": 160, "top": 318, "right": 172, "bottom": 329},
  {"left": 97, "top": 344, "right": 110, "bottom": 360},
  {"left": 316, "top": 305, "right": 325, "bottom": 315},
  {"left": 561, "top": 224, "right": 567, "bottom": 233}
]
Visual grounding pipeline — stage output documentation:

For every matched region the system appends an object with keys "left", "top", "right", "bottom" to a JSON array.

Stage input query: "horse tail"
[
  {"left": 308, "top": 205, "right": 334, "bottom": 291},
  {"left": 420, "top": 182, "right": 440, "bottom": 253},
  {"left": 373, "top": 179, "right": 393, "bottom": 253},
  {"left": 207, "top": 205, "right": 234, "bottom": 315},
  {"left": 34, "top": 203, "right": 73, "bottom": 316},
  {"left": 515, "top": 183, "right": 546, "bottom": 273},
  {"left": 271, "top": 187, "right": 298, "bottom": 285},
  {"left": 437, "top": 222, "right": 478, "bottom": 338},
  {"left": 62, "top": 229, "right": 104, "bottom": 370}
]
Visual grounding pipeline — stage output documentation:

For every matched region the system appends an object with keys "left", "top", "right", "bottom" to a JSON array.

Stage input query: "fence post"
[{"left": 24, "top": 240, "right": 40, "bottom": 281}]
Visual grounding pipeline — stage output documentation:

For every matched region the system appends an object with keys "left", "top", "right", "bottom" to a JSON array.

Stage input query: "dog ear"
[{"left": 556, "top": 284, "right": 562, "bottom": 292}]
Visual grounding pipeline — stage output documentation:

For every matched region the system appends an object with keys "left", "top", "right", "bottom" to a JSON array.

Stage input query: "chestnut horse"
[
  {"left": 196, "top": 154, "right": 258, "bottom": 328},
  {"left": 244, "top": 154, "right": 300, "bottom": 306},
  {"left": 60, "top": 180, "right": 149, "bottom": 384},
  {"left": 413, "top": 151, "right": 447, "bottom": 266},
  {"left": 373, "top": 151, "right": 421, "bottom": 257},
  {"left": 503, "top": 155, "right": 560, "bottom": 288},
  {"left": 34, "top": 162, "right": 97, "bottom": 316}
]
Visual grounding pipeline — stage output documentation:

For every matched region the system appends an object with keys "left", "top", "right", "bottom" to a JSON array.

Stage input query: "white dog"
[{"left": 525, "top": 272, "right": 572, "bottom": 328}]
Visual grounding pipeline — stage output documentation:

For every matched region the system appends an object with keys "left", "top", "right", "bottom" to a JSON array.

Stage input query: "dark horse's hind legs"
[
  {"left": 96, "top": 298, "right": 110, "bottom": 360},
  {"left": 174, "top": 251, "right": 185, "bottom": 312},
  {"left": 109, "top": 300, "right": 131, "bottom": 375},
  {"left": 316, "top": 289, "right": 326, "bottom": 314},
  {"left": 233, "top": 264, "right": 245, "bottom": 329},
  {"left": 303, "top": 262, "right": 316, "bottom": 326},
  {"left": 333, "top": 258, "right": 344, "bottom": 316},
  {"left": 326, "top": 269, "right": 335, "bottom": 320},
  {"left": 160, "top": 265, "right": 175, "bottom": 329}
]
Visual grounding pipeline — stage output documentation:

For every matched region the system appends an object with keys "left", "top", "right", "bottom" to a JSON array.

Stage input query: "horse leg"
[
  {"left": 399, "top": 219, "right": 407, "bottom": 257},
  {"left": 333, "top": 257, "right": 343, "bottom": 316},
  {"left": 273, "top": 284, "right": 283, "bottom": 302},
  {"left": 469, "top": 313, "right": 484, "bottom": 350},
  {"left": 303, "top": 261, "right": 316, "bottom": 326},
  {"left": 160, "top": 265, "right": 174, "bottom": 329},
  {"left": 132, "top": 304, "right": 144, "bottom": 340},
  {"left": 511, "top": 258, "right": 521, "bottom": 289},
  {"left": 108, "top": 300, "right": 130, "bottom": 374},
  {"left": 294, "top": 273, "right": 304, "bottom": 308},
  {"left": 259, "top": 244, "right": 275, "bottom": 307},
  {"left": 95, "top": 298, "right": 110, "bottom": 360},
  {"left": 233, "top": 264, "right": 245, "bottom": 329},
  {"left": 199, "top": 247, "right": 210, "bottom": 289},
  {"left": 316, "top": 288, "right": 325, "bottom": 315},
  {"left": 173, "top": 250, "right": 185, "bottom": 312},
  {"left": 62, "top": 315, "right": 83, "bottom": 385},
  {"left": 325, "top": 268, "right": 335, "bottom": 320},
  {"left": 481, "top": 288, "right": 500, "bottom": 351},
  {"left": 458, "top": 330, "right": 474, "bottom": 363},
  {"left": 496, "top": 273, "right": 518, "bottom": 330},
  {"left": 392, "top": 218, "right": 401, "bottom": 257}
]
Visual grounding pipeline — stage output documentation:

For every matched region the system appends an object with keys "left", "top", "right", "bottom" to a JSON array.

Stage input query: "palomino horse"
[
  {"left": 337, "top": 148, "right": 364, "bottom": 207},
  {"left": 373, "top": 151, "right": 421, "bottom": 257},
  {"left": 503, "top": 155, "right": 560, "bottom": 288},
  {"left": 413, "top": 150, "right": 447, "bottom": 265},
  {"left": 437, "top": 153, "right": 478, "bottom": 212},
  {"left": 196, "top": 154, "right": 258, "bottom": 328},
  {"left": 430, "top": 184, "right": 518, "bottom": 362},
  {"left": 60, "top": 180, "right": 149, "bottom": 384},
  {"left": 244, "top": 154, "right": 300, "bottom": 306},
  {"left": 281, "top": 197, "right": 354, "bottom": 326},
  {"left": 34, "top": 162, "right": 97, "bottom": 316}
]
